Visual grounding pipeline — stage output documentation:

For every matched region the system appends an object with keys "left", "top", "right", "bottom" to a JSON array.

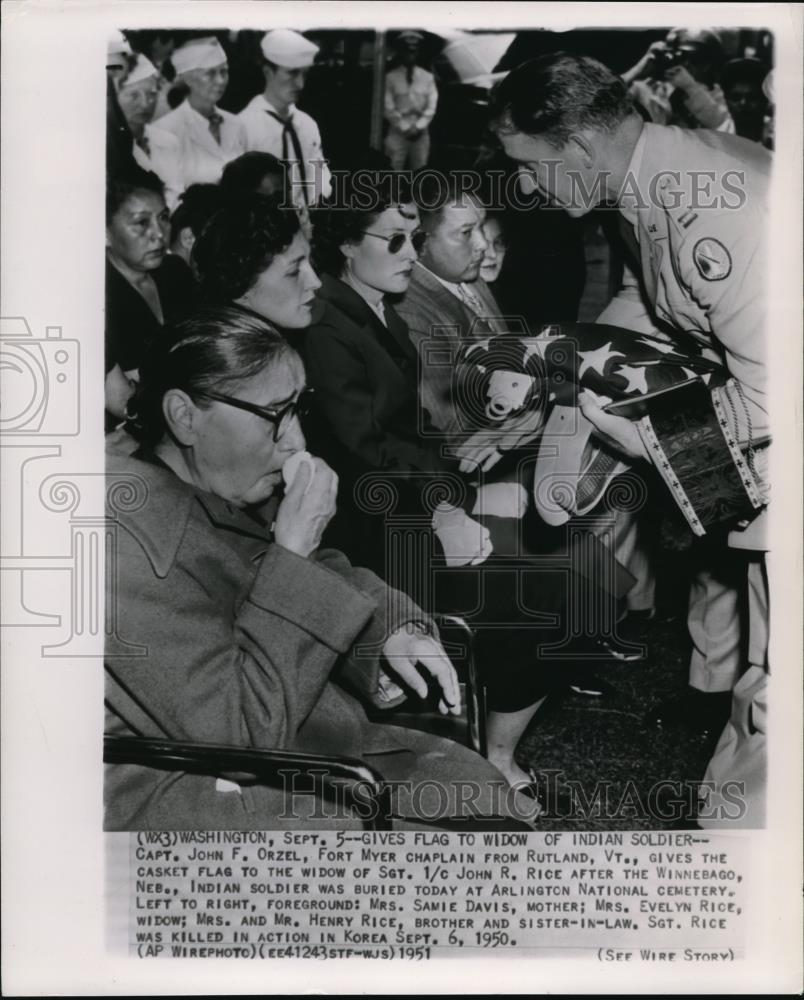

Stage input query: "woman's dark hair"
[
  {"left": 192, "top": 193, "right": 301, "bottom": 302},
  {"left": 125, "top": 305, "right": 295, "bottom": 445},
  {"left": 106, "top": 167, "right": 165, "bottom": 223},
  {"left": 220, "top": 151, "right": 289, "bottom": 201},
  {"left": 489, "top": 53, "right": 635, "bottom": 146},
  {"left": 311, "top": 170, "right": 413, "bottom": 277},
  {"left": 169, "top": 183, "right": 224, "bottom": 243}
]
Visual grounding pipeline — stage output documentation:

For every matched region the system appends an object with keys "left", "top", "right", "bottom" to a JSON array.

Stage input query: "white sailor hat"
[
  {"left": 172, "top": 36, "right": 228, "bottom": 75},
  {"left": 260, "top": 29, "right": 318, "bottom": 69},
  {"left": 120, "top": 53, "right": 159, "bottom": 88}
]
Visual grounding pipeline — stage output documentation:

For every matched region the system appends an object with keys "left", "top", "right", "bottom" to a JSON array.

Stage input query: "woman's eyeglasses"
[
  {"left": 195, "top": 387, "right": 315, "bottom": 442},
  {"left": 361, "top": 230, "right": 428, "bottom": 254}
]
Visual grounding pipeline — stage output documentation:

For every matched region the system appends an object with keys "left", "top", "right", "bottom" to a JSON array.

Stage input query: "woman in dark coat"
[{"left": 105, "top": 166, "right": 196, "bottom": 430}]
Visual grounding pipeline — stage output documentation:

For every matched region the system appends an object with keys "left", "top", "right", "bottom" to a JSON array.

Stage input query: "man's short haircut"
[
  {"left": 412, "top": 171, "right": 483, "bottom": 231},
  {"left": 220, "top": 151, "right": 288, "bottom": 200},
  {"left": 489, "top": 52, "right": 635, "bottom": 146}
]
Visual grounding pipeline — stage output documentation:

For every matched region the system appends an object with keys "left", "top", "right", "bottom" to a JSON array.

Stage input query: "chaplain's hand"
[
  {"left": 274, "top": 457, "right": 338, "bottom": 558},
  {"left": 579, "top": 391, "right": 649, "bottom": 462},
  {"left": 382, "top": 626, "right": 461, "bottom": 716}
]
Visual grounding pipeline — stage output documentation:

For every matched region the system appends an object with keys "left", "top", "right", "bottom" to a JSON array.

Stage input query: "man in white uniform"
[
  {"left": 238, "top": 29, "right": 331, "bottom": 208},
  {"left": 384, "top": 31, "right": 438, "bottom": 171},
  {"left": 491, "top": 53, "right": 770, "bottom": 828},
  {"left": 157, "top": 37, "right": 247, "bottom": 187}
]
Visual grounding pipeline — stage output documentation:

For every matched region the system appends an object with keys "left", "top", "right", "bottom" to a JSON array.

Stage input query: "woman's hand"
[
  {"left": 274, "top": 456, "right": 338, "bottom": 558},
  {"left": 382, "top": 626, "right": 461, "bottom": 716},
  {"left": 579, "top": 391, "right": 649, "bottom": 462},
  {"left": 451, "top": 408, "right": 544, "bottom": 474},
  {"left": 431, "top": 504, "right": 493, "bottom": 567}
]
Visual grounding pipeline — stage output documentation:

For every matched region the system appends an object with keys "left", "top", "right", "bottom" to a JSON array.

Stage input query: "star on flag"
[
  {"left": 578, "top": 342, "right": 624, "bottom": 378},
  {"left": 615, "top": 364, "right": 650, "bottom": 395}
]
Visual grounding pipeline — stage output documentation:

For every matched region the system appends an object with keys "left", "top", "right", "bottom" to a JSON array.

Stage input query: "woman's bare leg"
[{"left": 486, "top": 697, "right": 548, "bottom": 786}]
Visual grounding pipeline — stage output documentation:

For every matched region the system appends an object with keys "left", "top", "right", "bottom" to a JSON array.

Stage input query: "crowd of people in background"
[{"left": 104, "top": 26, "right": 773, "bottom": 831}]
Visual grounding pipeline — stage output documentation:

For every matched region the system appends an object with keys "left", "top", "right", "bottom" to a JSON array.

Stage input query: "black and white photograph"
[{"left": 2, "top": 2, "right": 802, "bottom": 994}]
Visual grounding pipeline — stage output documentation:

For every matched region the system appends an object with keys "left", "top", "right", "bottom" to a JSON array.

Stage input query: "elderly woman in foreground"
[{"left": 105, "top": 306, "right": 528, "bottom": 830}]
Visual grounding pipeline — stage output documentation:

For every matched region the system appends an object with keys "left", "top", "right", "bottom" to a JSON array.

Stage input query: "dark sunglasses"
[
  {"left": 362, "top": 230, "right": 428, "bottom": 254},
  {"left": 194, "top": 387, "right": 315, "bottom": 442}
]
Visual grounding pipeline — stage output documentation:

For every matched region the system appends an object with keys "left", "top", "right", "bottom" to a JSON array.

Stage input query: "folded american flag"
[
  {"left": 455, "top": 324, "right": 765, "bottom": 537},
  {"left": 455, "top": 323, "right": 727, "bottom": 429}
]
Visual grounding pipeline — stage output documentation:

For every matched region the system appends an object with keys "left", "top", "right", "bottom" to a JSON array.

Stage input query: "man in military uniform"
[
  {"left": 238, "top": 29, "right": 331, "bottom": 209},
  {"left": 490, "top": 52, "right": 770, "bottom": 827},
  {"left": 384, "top": 31, "right": 439, "bottom": 170}
]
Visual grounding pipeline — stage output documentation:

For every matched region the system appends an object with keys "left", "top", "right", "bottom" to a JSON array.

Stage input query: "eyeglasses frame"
[
  {"left": 193, "top": 387, "right": 315, "bottom": 442},
  {"left": 361, "top": 229, "right": 428, "bottom": 254}
]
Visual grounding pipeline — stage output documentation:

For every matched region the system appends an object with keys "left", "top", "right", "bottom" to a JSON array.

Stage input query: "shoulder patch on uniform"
[{"left": 692, "top": 238, "right": 732, "bottom": 281}]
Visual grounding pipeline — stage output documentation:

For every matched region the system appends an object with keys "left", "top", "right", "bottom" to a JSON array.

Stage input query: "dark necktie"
[
  {"left": 135, "top": 134, "right": 151, "bottom": 157},
  {"left": 208, "top": 112, "right": 223, "bottom": 145},
  {"left": 266, "top": 111, "right": 309, "bottom": 206}
]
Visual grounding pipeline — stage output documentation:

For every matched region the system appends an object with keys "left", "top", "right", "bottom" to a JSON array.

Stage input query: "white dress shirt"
[
  {"left": 155, "top": 99, "right": 247, "bottom": 187},
  {"left": 238, "top": 94, "right": 332, "bottom": 206}
]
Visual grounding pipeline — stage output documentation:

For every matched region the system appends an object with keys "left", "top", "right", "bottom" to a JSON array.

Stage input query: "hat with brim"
[{"left": 533, "top": 405, "right": 631, "bottom": 526}]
